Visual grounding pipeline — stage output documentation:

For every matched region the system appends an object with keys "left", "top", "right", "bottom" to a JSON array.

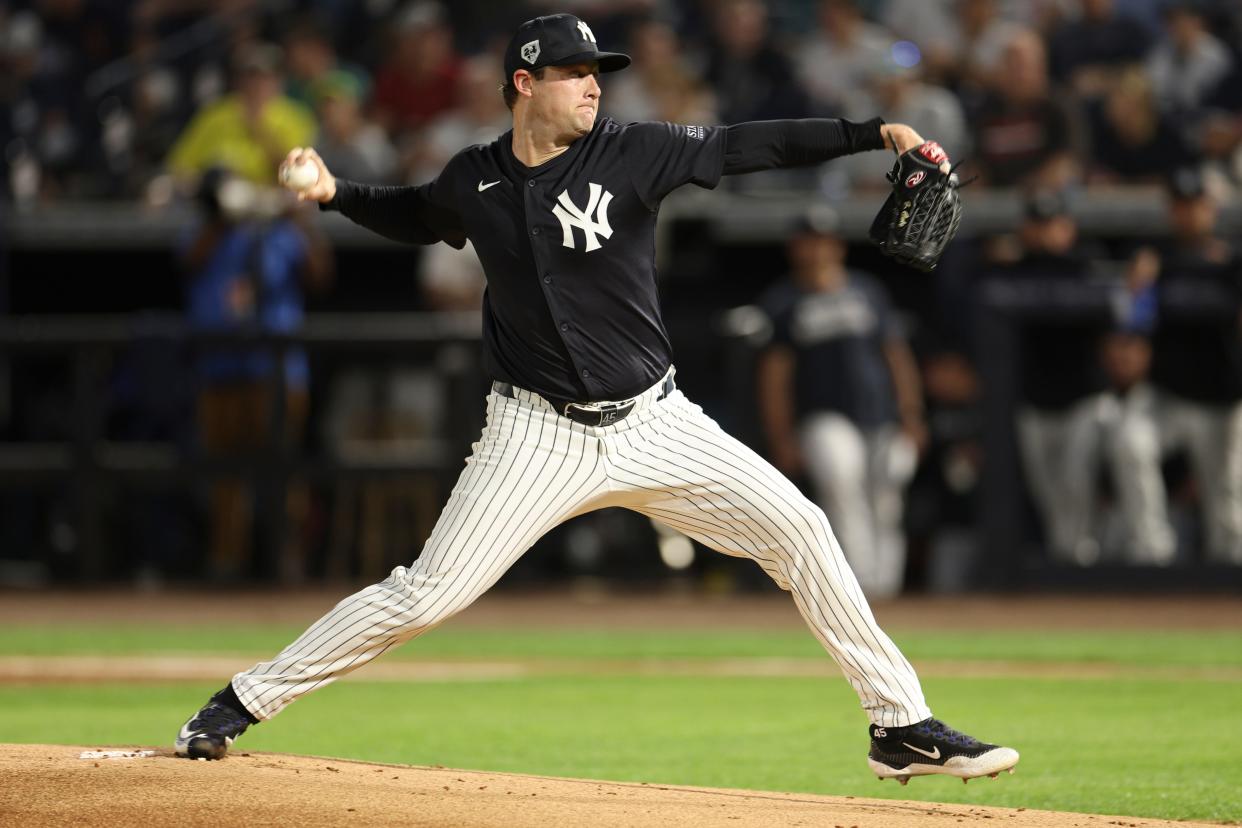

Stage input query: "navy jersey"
[
  {"left": 387, "top": 117, "right": 727, "bottom": 403},
  {"left": 769, "top": 273, "right": 900, "bottom": 428}
]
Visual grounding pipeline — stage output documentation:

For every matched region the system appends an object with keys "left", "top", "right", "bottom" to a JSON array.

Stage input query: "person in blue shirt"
[{"left": 181, "top": 166, "right": 332, "bottom": 580}]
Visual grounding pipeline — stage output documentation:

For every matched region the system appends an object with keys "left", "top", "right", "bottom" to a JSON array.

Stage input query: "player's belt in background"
[{"left": 493, "top": 373, "right": 675, "bottom": 427}]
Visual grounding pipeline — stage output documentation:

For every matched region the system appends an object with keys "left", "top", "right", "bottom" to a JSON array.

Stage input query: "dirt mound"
[{"left": 0, "top": 744, "right": 1219, "bottom": 827}]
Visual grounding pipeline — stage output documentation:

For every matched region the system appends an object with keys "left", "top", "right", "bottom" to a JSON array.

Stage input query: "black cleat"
[
  {"left": 867, "top": 717, "right": 1018, "bottom": 784},
  {"left": 174, "top": 688, "right": 253, "bottom": 760}
]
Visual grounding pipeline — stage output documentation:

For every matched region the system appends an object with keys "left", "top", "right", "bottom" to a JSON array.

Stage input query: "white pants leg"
[
  {"left": 1016, "top": 399, "right": 1102, "bottom": 564},
  {"left": 1217, "top": 402, "right": 1242, "bottom": 564},
  {"left": 609, "top": 392, "right": 930, "bottom": 727},
  {"left": 233, "top": 380, "right": 931, "bottom": 728},
  {"left": 1103, "top": 385, "right": 1176, "bottom": 564},
  {"left": 799, "top": 413, "right": 911, "bottom": 599},
  {"left": 234, "top": 391, "right": 611, "bottom": 719},
  {"left": 1165, "top": 396, "right": 1242, "bottom": 564}
]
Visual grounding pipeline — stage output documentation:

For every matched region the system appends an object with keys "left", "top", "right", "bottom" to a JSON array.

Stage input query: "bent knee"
[{"left": 372, "top": 565, "right": 472, "bottom": 628}]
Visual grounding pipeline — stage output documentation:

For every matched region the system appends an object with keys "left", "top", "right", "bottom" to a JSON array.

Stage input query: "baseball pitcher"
[{"left": 175, "top": 13, "right": 1016, "bottom": 785}]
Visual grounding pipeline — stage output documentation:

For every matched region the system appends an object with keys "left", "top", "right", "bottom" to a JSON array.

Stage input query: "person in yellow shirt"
[{"left": 167, "top": 43, "right": 316, "bottom": 186}]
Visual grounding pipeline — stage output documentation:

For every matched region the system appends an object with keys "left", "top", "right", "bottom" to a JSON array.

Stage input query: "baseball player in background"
[
  {"left": 175, "top": 13, "right": 1019, "bottom": 785},
  {"left": 757, "top": 206, "right": 925, "bottom": 599}
]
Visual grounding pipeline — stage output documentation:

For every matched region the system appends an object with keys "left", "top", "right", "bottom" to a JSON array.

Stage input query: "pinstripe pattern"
[
  {"left": 610, "top": 391, "right": 929, "bottom": 727},
  {"left": 234, "top": 392, "right": 610, "bottom": 719},
  {"left": 232, "top": 377, "right": 930, "bottom": 728}
]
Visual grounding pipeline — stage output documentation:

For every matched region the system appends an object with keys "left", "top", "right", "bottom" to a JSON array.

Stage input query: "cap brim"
[{"left": 549, "top": 50, "right": 631, "bottom": 73}]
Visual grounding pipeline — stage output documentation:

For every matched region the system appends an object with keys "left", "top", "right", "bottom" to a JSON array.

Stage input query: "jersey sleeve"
[
  {"left": 619, "top": 121, "right": 728, "bottom": 209},
  {"left": 325, "top": 156, "right": 467, "bottom": 248}
]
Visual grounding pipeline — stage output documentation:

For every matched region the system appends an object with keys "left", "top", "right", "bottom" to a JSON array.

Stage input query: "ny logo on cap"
[
  {"left": 521, "top": 39, "right": 540, "bottom": 64},
  {"left": 576, "top": 20, "right": 597, "bottom": 43},
  {"left": 552, "top": 182, "right": 613, "bottom": 252}
]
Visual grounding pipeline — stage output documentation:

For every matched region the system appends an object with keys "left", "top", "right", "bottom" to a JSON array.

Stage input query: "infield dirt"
[{"left": 0, "top": 743, "right": 1227, "bottom": 828}]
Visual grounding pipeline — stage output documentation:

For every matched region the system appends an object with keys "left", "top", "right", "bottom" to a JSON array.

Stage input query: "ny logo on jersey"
[
  {"left": 576, "top": 20, "right": 597, "bottom": 43},
  {"left": 552, "top": 183, "right": 613, "bottom": 252}
]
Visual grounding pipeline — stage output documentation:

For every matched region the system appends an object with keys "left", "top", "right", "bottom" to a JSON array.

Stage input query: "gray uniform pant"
[
  {"left": 1109, "top": 388, "right": 1242, "bottom": 564},
  {"left": 1017, "top": 398, "right": 1109, "bottom": 564},
  {"left": 799, "top": 413, "right": 916, "bottom": 599}
]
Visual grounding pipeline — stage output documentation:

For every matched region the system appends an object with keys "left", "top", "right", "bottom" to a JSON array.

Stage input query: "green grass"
[
  {"left": 2, "top": 624, "right": 1241, "bottom": 668},
  {"left": 0, "top": 625, "right": 1240, "bottom": 822}
]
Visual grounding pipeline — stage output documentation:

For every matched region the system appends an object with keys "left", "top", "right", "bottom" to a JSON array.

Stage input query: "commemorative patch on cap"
[{"left": 503, "top": 13, "right": 630, "bottom": 81}]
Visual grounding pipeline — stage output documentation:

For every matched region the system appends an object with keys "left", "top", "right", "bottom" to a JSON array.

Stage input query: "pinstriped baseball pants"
[{"left": 232, "top": 371, "right": 932, "bottom": 727}]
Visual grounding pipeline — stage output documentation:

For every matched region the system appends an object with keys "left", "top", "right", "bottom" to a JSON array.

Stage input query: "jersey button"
[
  {"left": 531, "top": 227, "right": 540, "bottom": 236},
  {"left": 560, "top": 323, "right": 569, "bottom": 332},
  {"left": 543, "top": 275, "right": 552, "bottom": 284},
  {"left": 581, "top": 369, "right": 591, "bottom": 379},
  {"left": 527, "top": 180, "right": 536, "bottom": 188}
]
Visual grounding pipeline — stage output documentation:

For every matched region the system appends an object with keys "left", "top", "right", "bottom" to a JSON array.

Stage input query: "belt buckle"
[{"left": 564, "top": 399, "right": 634, "bottom": 427}]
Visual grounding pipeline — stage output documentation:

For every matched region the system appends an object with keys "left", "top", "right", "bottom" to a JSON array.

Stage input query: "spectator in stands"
[
  {"left": 407, "top": 56, "right": 510, "bottom": 184},
  {"left": 794, "top": 0, "right": 894, "bottom": 117},
  {"left": 1047, "top": 0, "right": 1153, "bottom": 99},
  {"left": 370, "top": 2, "right": 462, "bottom": 138},
  {"left": 309, "top": 70, "right": 398, "bottom": 183},
  {"left": 181, "top": 166, "right": 333, "bottom": 580},
  {"left": 603, "top": 16, "right": 717, "bottom": 126},
  {"left": 118, "top": 28, "right": 187, "bottom": 199},
  {"left": 705, "top": 0, "right": 809, "bottom": 124},
  {"left": 1002, "top": 191, "right": 1110, "bottom": 565},
  {"left": 281, "top": 17, "right": 370, "bottom": 110},
  {"left": 166, "top": 43, "right": 316, "bottom": 187},
  {"left": 756, "top": 206, "right": 925, "bottom": 598},
  {"left": 1145, "top": 1, "right": 1233, "bottom": 117},
  {"left": 0, "top": 4, "right": 105, "bottom": 199},
  {"left": 945, "top": 0, "right": 1026, "bottom": 95},
  {"left": 970, "top": 28, "right": 1082, "bottom": 189},
  {"left": 880, "top": 0, "right": 960, "bottom": 83},
  {"left": 1086, "top": 66, "right": 1192, "bottom": 186},
  {"left": 1198, "top": 62, "right": 1242, "bottom": 193},
  {"left": 880, "top": 0, "right": 1026, "bottom": 89},
  {"left": 1138, "top": 167, "right": 1242, "bottom": 564},
  {"left": 832, "top": 52, "right": 969, "bottom": 193}
]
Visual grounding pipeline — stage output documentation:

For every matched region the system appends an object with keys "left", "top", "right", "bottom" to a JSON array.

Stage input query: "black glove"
[{"left": 868, "top": 141, "right": 963, "bottom": 272}]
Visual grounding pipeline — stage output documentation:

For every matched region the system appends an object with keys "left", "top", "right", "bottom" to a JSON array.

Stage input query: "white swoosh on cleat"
[
  {"left": 903, "top": 743, "right": 941, "bottom": 759},
  {"left": 478, "top": 180, "right": 500, "bottom": 192}
]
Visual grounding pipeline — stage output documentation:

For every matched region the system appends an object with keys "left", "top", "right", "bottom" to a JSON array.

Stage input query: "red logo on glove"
[
  {"left": 905, "top": 171, "right": 926, "bottom": 188},
  {"left": 918, "top": 141, "right": 947, "bottom": 165}
]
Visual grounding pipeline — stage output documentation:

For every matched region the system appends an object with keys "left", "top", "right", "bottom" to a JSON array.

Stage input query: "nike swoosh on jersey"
[
  {"left": 902, "top": 742, "right": 941, "bottom": 759},
  {"left": 478, "top": 180, "right": 501, "bottom": 192}
]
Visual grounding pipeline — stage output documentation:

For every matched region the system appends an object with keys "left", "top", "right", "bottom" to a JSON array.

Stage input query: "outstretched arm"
[
  {"left": 722, "top": 119, "right": 949, "bottom": 175},
  {"left": 279, "top": 147, "right": 465, "bottom": 248}
]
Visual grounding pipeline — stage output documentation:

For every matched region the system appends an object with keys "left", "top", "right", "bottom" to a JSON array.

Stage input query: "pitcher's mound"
[{"left": 0, "top": 744, "right": 1209, "bottom": 827}]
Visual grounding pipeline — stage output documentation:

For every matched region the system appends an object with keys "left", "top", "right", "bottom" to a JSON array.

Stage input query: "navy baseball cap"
[{"left": 503, "top": 14, "right": 630, "bottom": 82}]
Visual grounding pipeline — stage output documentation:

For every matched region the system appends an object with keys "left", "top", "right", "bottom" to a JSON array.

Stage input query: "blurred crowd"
[
  {"left": 2, "top": 0, "right": 1242, "bottom": 202},
  {"left": 3, "top": 0, "right": 1242, "bottom": 589}
]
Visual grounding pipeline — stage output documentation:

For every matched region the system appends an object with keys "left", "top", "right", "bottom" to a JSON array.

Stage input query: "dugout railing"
[{"left": 0, "top": 313, "right": 486, "bottom": 582}]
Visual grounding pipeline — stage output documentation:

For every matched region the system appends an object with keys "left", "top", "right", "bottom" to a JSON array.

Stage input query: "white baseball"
[{"left": 281, "top": 160, "right": 319, "bottom": 191}]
